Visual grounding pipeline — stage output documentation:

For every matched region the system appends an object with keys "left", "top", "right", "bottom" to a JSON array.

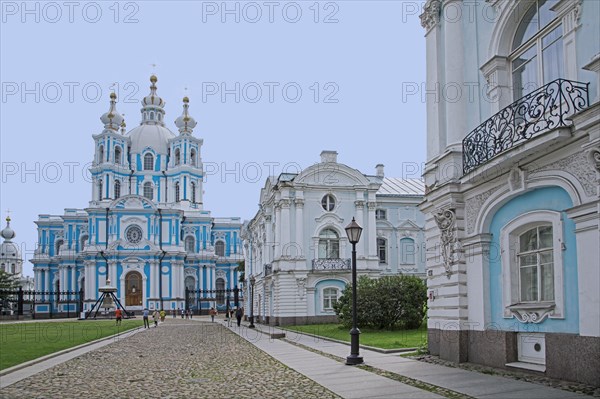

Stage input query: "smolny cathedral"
[{"left": 30, "top": 76, "right": 243, "bottom": 314}]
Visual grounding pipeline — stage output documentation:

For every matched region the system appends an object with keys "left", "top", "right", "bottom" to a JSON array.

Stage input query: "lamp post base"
[
  {"left": 248, "top": 316, "right": 256, "bottom": 329},
  {"left": 345, "top": 355, "right": 364, "bottom": 365}
]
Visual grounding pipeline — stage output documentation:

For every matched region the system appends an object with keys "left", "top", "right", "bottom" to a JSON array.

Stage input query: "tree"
[
  {"left": 0, "top": 270, "right": 20, "bottom": 311},
  {"left": 334, "top": 275, "right": 427, "bottom": 330}
]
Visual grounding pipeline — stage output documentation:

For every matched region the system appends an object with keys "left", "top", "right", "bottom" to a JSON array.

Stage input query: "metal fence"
[
  {"left": 185, "top": 287, "right": 244, "bottom": 315},
  {"left": 0, "top": 288, "right": 83, "bottom": 319}
]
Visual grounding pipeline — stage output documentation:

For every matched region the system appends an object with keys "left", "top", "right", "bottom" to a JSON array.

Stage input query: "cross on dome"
[
  {"left": 100, "top": 92, "right": 124, "bottom": 131},
  {"left": 175, "top": 96, "right": 197, "bottom": 134}
]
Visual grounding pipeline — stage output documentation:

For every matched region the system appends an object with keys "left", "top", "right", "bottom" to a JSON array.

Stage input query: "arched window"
[
  {"left": 175, "top": 149, "right": 181, "bottom": 166},
  {"left": 114, "top": 180, "right": 121, "bottom": 199},
  {"left": 321, "top": 194, "right": 336, "bottom": 211},
  {"left": 185, "top": 276, "right": 195, "bottom": 291},
  {"left": 323, "top": 287, "right": 339, "bottom": 310},
  {"left": 150, "top": 111, "right": 155, "bottom": 120},
  {"left": 400, "top": 237, "right": 416, "bottom": 265},
  {"left": 377, "top": 238, "right": 387, "bottom": 264},
  {"left": 215, "top": 241, "right": 225, "bottom": 257},
  {"left": 185, "top": 236, "right": 195, "bottom": 253},
  {"left": 190, "top": 149, "right": 196, "bottom": 166},
  {"left": 157, "top": 113, "right": 162, "bottom": 121},
  {"left": 98, "top": 179, "right": 103, "bottom": 201},
  {"left": 143, "top": 153, "right": 154, "bottom": 171},
  {"left": 125, "top": 271, "right": 143, "bottom": 306},
  {"left": 216, "top": 278, "right": 225, "bottom": 305},
  {"left": 175, "top": 182, "right": 180, "bottom": 202},
  {"left": 190, "top": 182, "right": 196, "bottom": 203},
  {"left": 114, "top": 146, "right": 122, "bottom": 164},
  {"left": 319, "top": 229, "right": 339, "bottom": 259},
  {"left": 511, "top": 0, "right": 562, "bottom": 99},
  {"left": 98, "top": 145, "right": 104, "bottom": 164},
  {"left": 143, "top": 182, "right": 153, "bottom": 200}
]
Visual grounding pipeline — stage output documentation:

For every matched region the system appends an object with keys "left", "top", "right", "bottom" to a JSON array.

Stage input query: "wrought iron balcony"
[
  {"left": 312, "top": 258, "right": 351, "bottom": 271},
  {"left": 462, "top": 79, "right": 589, "bottom": 174}
]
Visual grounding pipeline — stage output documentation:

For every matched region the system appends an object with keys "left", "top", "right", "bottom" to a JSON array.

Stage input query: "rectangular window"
[
  {"left": 376, "top": 209, "right": 387, "bottom": 220},
  {"left": 517, "top": 225, "right": 554, "bottom": 303}
]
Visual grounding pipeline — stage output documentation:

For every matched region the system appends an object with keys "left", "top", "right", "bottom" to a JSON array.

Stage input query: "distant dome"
[
  {"left": 1, "top": 217, "right": 15, "bottom": 241},
  {"left": 127, "top": 123, "right": 176, "bottom": 155}
]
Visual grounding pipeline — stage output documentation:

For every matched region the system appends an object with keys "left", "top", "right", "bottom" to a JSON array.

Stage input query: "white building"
[
  {"left": 242, "top": 151, "right": 425, "bottom": 325},
  {"left": 0, "top": 216, "right": 34, "bottom": 291},
  {"left": 419, "top": 0, "right": 599, "bottom": 386},
  {"left": 31, "top": 76, "right": 243, "bottom": 315}
]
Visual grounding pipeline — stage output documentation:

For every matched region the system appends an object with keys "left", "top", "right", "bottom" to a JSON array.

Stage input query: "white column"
[
  {"left": 294, "top": 198, "right": 304, "bottom": 257},
  {"left": 44, "top": 269, "right": 50, "bottom": 300},
  {"left": 354, "top": 198, "right": 365, "bottom": 258},
  {"left": 442, "top": 0, "right": 466, "bottom": 150},
  {"left": 274, "top": 205, "right": 282, "bottom": 258},
  {"left": 280, "top": 199, "right": 291, "bottom": 255},
  {"left": 367, "top": 201, "right": 377, "bottom": 259},
  {"left": 149, "top": 261, "right": 157, "bottom": 299}
]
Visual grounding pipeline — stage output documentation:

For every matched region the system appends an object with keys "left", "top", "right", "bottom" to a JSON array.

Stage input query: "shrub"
[{"left": 334, "top": 274, "right": 427, "bottom": 330}]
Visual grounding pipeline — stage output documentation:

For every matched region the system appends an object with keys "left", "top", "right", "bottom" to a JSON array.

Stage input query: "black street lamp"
[
  {"left": 345, "top": 217, "right": 363, "bottom": 365},
  {"left": 248, "top": 275, "right": 256, "bottom": 329}
]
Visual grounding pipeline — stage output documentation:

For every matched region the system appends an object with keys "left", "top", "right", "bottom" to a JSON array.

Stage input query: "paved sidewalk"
[{"left": 224, "top": 320, "right": 590, "bottom": 399}]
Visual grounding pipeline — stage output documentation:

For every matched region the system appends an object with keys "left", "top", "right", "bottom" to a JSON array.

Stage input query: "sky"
[{"left": 0, "top": 0, "right": 427, "bottom": 277}]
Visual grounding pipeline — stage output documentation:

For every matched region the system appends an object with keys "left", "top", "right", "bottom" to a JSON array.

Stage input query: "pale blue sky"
[{"left": 0, "top": 1, "right": 426, "bottom": 276}]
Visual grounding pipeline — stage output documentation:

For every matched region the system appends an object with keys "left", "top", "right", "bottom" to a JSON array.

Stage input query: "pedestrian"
[
  {"left": 189, "top": 309, "right": 193, "bottom": 319},
  {"left": 172, "top": 309, "right": 176, "bottom": 318},
  {"left": 142, "top": 308, "right": 150, "bottom": 329},
  {"left": 209, "top": 307, "right": 216, "bottom": 322},
  {"left": 115, "top": 307, "right": 123, "bottom": 326},
  {"left": 181, "top": 308, "right": 185, "bottom": 319},
  {"left": 185, "top": 309, "right": 189, "bottom": 319},
  {"left": 160, "top": 309, "right": 166, "bottom": 322},
  {"left": 227, "top": 308, "right": 233, "bottom": 327},
  {"left": 152, "top": 310, "right": 159, "bottom": 327},
  {"left": 236, "top": 307, "right": 243, "bottom": 327}
]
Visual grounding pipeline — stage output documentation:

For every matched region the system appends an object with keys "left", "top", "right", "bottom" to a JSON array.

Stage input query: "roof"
[{"left": 377, "top": 178, "right": 424, "bottom": 196}]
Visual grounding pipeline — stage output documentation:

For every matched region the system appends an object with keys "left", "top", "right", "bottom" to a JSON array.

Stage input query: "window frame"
[
  {"left": 375, "top": 209, "right": 387, "bottom": 220},
  {"left": 143, "top": 182, "right": 153, "bottom": 200},
  {"left": 114, "top": 180, "right": 121, "bottom": 199},
  {"left": 215, "top": 240, "right": 225, "bottom": 257},
  {"left": 185, "top": 236, "right": 195, "bottom": 253},
  {"left": 318, "top": 228, "right": 340, "bottom": 259},
  {"left": 322, "top": 286, "right": 340, "bottom": 311},
  {"left": 175, "top": 182, "right": 180, "bottom": 202},
  {"left": 377, "top": 237, "right": 387, "bottom": 264},
  {"left": 321, "top": 194, "right": 336, "bottom": 212},
  {"left": 143, "top": 153, "right": 154, "bottom": 171},
  {"left": 114, "top": 146, "right": 122, "bottom": 165},
  {"left": 500, "top": 210, "right": 565, "bottom": 320}
]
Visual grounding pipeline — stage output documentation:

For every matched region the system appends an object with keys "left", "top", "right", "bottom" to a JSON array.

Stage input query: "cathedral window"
[
  {"left": 150, "top": 111, "right": 155, "bottom": 120},
  {"left": 175, "top": 182, "right": 180, "bottom": 202},
  {"left": 190, "top": 149, "right": 196, "bottom": 166},
  {"left": 377, "top": 238, "right": 387, "bottom": 264},
  {"left": 55, "top": 239, "right": 63, "bottom": 256},
  {"left": 216, "top": 278, "right": 225, "bottom": 304},
  {"left": 175, "top": 149, "right": 181, "bottom": 166},
  {"left": 191, "top": 182, "right": 196, "bottom": 203},
  {"left": 318, "top": 229, "right": 339, "bottom": 259},
  {"left": 143, "top": 182, "right": 153, "bottom": 200},
  {"left": 98, "top": 145, "right": 104, "bottom": 165},
  {"left": 144, "top": 153, "right": 154, "bottom": 171},
  {"left": 215, "top": 240, "right": 225, "bottom": 257},
  {"left": 80, "top": 235, "right": 88, "bottom": 252},
  {"left": 114, "top": 147, "right": 122, "bottom": 165},
  {"left": 98, "top": 179, "right": 103, "bottom": 201},
  {"left": 511, "top": 0, "right": 563, "bottom": 100},
  {"left": 114, "top": 180, "right": 121, "bottom": 199},
  {"left": 185, "top": 236, "right": 195, "bottom": 253}
]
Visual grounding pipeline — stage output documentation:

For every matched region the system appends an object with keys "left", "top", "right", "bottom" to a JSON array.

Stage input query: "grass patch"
[
  {"left": 0, "top": 319, "right": 144, "bottom": 370},
  {"left": 284, "top": 322, "right": 427, "bottom": 350}
]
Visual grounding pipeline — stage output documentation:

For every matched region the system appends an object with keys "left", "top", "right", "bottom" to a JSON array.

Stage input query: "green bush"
[{"left": 333, "top": 275, "right": 427, "bottom": 330}]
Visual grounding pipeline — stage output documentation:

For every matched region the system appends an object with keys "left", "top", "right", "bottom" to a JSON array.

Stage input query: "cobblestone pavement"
[{"left": 0, "top": 319, "right": 340, "bottom": 399}]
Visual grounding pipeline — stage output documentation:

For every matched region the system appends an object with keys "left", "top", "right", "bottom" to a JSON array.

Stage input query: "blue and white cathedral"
[{"left": 31, "top": 76, "right": 243, "bottom": 315}]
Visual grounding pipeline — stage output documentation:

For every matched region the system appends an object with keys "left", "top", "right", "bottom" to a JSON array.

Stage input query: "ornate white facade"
[
  {"left": 31, "top": 76, "right": 242, "bottom": 315},
  {"left": 419, "top": 0, "right": 599, "bottom": 386},
  {"left": 242, "top": 151, "right": 425, "bottom": 325},
  {"left": 1, "top": 217, "right": 34, "bottom": 291}
]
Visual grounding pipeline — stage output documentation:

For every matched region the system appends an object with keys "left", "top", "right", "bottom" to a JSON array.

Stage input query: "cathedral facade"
[{"left": 31, "top": 76, "right": 243, "bottom": 315}]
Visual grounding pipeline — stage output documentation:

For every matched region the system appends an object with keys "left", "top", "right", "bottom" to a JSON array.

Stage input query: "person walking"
[
  {"left": 172, "top": 309, "right": 176, "bottom": 318},
  {"left": 227, "top": 308, "right": 234, "bottom": 327},
  {"left": 181, "top": 308, "right": 185, "bottom": 319},
  {"left": 152, "top": 310, "right": 159, "bottom": 327},
  {"left": 209, "top": 307, "right": 216, "bottom": 322},
  {"left": 235, "top": 307, "right": 243, "bottom": 327},
  {"left": 115, "top": 308, "right": 123, "bottom": 326},
  {"left": 142, "top": 308, "right": 150, "bottom": 329},
  {"left": 160, "top": 309, "right": 166, "bottom": 322}
]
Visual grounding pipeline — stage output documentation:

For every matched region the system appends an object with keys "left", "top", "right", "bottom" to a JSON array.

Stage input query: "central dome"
[{"left": 127, "top": 123, "right": 175, "bottom": 155}]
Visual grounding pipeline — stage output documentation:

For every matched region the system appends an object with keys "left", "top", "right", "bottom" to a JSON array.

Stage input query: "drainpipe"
[
  {"left": 162, "top": 171, "right": 167, "bottom": 203},
  {"left": 158, "top": 208, "right": 166, "bottom": 310}
]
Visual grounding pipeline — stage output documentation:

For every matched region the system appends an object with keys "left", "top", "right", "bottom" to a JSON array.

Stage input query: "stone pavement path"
[{"left": 0, "top": 319, "right": 339, "bottom": 399}]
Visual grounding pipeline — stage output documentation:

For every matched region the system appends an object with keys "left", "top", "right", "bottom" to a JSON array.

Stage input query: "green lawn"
[
  {"left": 0, "top": 319, "right": 144, "bottom": 370},
  {"left": 284, "top": 323, "right": 427, "bottom": 350}
]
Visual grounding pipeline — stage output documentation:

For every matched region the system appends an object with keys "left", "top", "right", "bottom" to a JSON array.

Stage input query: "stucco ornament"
[
  {"left": 296, "top": 277, "right": 307, "bottom": 297},
  {"left": 420, "top": 0, "right": 441, "bottom": 31},
  {"left": 589, "top": 147, "right": 600, "bottom": 173},
  {"left": 508, "top": 303, "right": 555, "bottom": 324},
  {"left": 433, "top": 208, "right": 457, "bottom": 276}
]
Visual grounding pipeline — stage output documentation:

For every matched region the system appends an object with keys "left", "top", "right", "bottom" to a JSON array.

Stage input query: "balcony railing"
[
  {"left": 462, "top": 79, "right": 590, "bottom": 174},
  {"left": 312, "top": 258, "right": 351, "bottom": 271}
]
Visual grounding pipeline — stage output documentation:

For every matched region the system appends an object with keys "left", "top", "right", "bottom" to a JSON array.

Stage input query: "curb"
[{"left": 0, "top": 325, "right": 144, "bottom": 377}]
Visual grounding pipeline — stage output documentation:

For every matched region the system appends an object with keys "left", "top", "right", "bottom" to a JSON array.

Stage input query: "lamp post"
[
  {"left": 249, "top": 276, "right": 256, "bottom": 328},
  {"left": 345, "top": 217, "right": 363, "bottom": 365}
]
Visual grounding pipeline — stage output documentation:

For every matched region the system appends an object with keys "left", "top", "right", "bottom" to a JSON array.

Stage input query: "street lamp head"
[
  {"left": 345, "top": 217, "right": 363, "bottom": 244},
  {"left": 249, "top": 275, "right": 255, "bottom": 286}
]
